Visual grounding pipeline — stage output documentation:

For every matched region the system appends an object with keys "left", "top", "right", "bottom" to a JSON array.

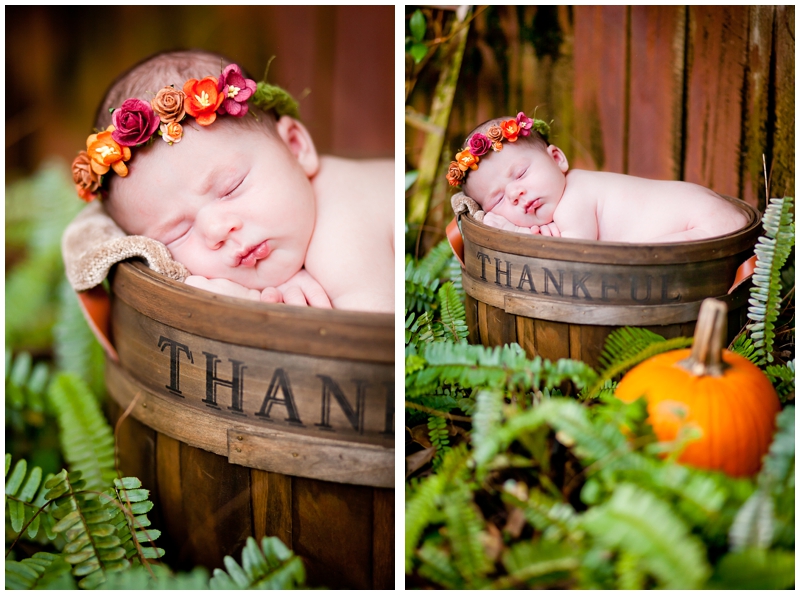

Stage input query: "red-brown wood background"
[
  {"left": 407, "top": 5, "right": 795, "bottom": 245},
  {"left": 6, "top": 6, "right": 394, "bottom": 182}
]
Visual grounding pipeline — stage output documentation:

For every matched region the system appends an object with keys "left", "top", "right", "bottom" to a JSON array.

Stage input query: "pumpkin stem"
[{"left": 678, "top": 298, "right": 730, "bottom": 377}]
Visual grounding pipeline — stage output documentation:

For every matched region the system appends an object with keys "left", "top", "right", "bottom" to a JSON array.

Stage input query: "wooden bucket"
[
  {"left": 458, "top": 196, "right": 761, "bottom": 369},
  {"left": 105, "top": 261, "right": 394, "bottom": 589}
]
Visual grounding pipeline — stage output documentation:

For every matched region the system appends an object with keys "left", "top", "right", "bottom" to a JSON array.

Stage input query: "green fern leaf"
[
  {"left": 597, "top": 327, "right": 668, "bottom": 372},
  {"left": 44, "top": 469, "right": 131, "bottom": 588},
  {"left": 729, "top": 333, "right": 759, "bottom": 363},
  {"left": 758, "top": 405, "right": 795, "bottom": 489},
  {"left": 501, "top": 480, "right": 582, "bottom": 541},
  {"left": 581, "top": 483, "right": 711, "bottom": 589},
  {"left": 208, "top": 536, "right": 306, "bottom": 589},
  {"left": 437, "top": 282, "right": 469, "bottom": 343},
  {"left": 729, "top": 488, "right": 775, "bottom": 551},
  {"left": 442, "top": 483, "right": 492, "bottom": 586},
  {"left": 106, "top": 477, "right": 165, "bottom": 565},
  {"left": 705, "top": 548, "right": 795, "bottom": 590},
  {"left": 4, "top": 455, "right": 56, "bottom": 540},
  {"left": 47, "top": 372, "right": 117, "bottom": 492},
  {"left": 766, "top": 360, "right": 795, "bottom": 401},
  {"left": 417, "top": 541, "right": 466, "bottom": 589},
  {"left": 99, "top": 564, "right": 211, "bottom": 589},
  {"left": 746, "top": 196, "right": 794, "bottom": 363},
  {"left": 498, "top": 539, "right": 580, "bottom": 588},
  {"left": 5, "top": 552, "right": 74, "bottom": 589}
]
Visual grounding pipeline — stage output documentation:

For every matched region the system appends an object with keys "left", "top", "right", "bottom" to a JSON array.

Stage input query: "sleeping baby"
[
  {"left": 447, "top": 113, "right": 747, "bottom": 242},
  {"left": 73, "top": 50, "right": 393, "bottom": 313}
]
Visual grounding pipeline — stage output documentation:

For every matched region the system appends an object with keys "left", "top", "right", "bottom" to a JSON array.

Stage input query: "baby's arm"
[
  {"left": 185, "top": 268, "right": 331, "bottom": 308},
  {"left": 483, "top": 212, "right": 561, "bottom": 236}
]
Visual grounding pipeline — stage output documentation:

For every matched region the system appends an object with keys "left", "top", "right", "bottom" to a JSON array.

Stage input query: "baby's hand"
[
  {"left": 185, "top": 276, "right": 262, "bottom": 301},
  {"left": 530, "top": 222, "right": 561, "bottom": 237},
  {"left": 483, "top": 212, "right": 534, "bottom": 234},
  {"left": 272, "top": 268, "right": 332, "bottom": 309}
]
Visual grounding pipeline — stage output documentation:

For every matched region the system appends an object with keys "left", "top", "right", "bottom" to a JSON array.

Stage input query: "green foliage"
[
  {"left": 97, "top": 565, "right": 210, "bottom": 590},
  {"left": 6, "top": 350, "right": 51, "bottom": 434},
  {"left": 106, "top": 477, "right": 164, "bottom": 566},
  {"left": 47, "top": 373, "right": 117, "bottom": 492},
  {"left": 208, "top": 536, "right": 307, "bottom": 589},
  {"left": 746, "top": 195, "right": 795, "bottom": 363},
  {"left": 407, "top": 9, "right": 428, "bottom": 63},
  {"left": 766, "top": 359, "right": 795, "bottom": 402},
  {"left": 44, "top": 469, "right": 131, "bottom": 589},
  {"left": 5, "top": 455, "right": 58, "bottom": 542},
  {"left": 729, "top": 333, "right": 759, "bottom": 363},
  {"left": 587, "top": 327, "right": 692, "bottom": 398},
  {"left": 5, "top": 551, "right": 75, "bottom": 589}
]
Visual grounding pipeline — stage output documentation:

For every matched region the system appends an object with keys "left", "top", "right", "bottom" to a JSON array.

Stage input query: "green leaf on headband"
[
  {"left": 410, "top": 9, "right": 426, "bottom": 42},
  {"left": 410, "top": 43, "right": 428, "bottom": 64}
]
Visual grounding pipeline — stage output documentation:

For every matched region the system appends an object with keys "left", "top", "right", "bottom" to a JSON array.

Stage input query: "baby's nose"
[{"left": 203, "top": 214, "right": 241, "bottom": 248}]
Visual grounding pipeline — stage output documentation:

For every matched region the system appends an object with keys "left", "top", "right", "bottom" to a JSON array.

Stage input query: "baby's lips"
[{"left": 526, "top": 198, "right": 543, "bottom": 214}]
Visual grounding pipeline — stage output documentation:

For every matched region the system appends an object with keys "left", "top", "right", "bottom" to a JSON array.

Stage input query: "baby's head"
[
  {"left": 449, "top": 113, "right": 569, "bottom": 227},
  {"left": 75, "top": 50, "right": 319, "bottom": 290}
]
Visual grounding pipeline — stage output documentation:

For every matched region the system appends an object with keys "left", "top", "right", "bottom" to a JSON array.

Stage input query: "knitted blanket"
[
  {"left": 450, "top": 191, "right": 484, "bottom": 221},
  {"left": 61, "top": 201, "right": 190, "bottom": 291}
]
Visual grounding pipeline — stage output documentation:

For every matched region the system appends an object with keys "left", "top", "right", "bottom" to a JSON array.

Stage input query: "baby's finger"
[
  {"left": 530, "top": 225, "right": 541, "bottom": 235},
  {"left": 547, "top": 223, "right": 561, "bottom": 237},
  {"left": 540, "top": 225, "right": 552, "bottom": 237},
  {"left": 281, "top": 286, "right": 309, "bottom": 307},
  {"left": 260, "top": 287, "right": 283, "bottom": 303}
]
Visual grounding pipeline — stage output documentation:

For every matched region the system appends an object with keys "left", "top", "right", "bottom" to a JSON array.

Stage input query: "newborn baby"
[
  {"left": 448, "top": 114, "right": 747, "bottom": 242},
  {"left": 75, "top": 50, "right": 393, "bottom": 312}
]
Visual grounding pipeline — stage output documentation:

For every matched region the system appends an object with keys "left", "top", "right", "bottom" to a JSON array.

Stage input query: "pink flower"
[
  {"left": 516, "top": 112, "right": 533, "bottom": 137},
  {"left": 111, "top": 99, "right": 160, "bottom": 146},
  {"left": 217, "top": 64, "right": 257, "bottom": 117},
  {"left": 468, "top": 133, "right": 491, "bottom": 157}
]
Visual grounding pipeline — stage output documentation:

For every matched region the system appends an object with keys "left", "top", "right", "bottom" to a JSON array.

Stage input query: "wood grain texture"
[
  {"left": 111, "top": 262, "right": 393, "bottom": 363},
  {"left": 684, "top": 6, "right": 748, "bottom": 196},
  {"left": 371, "top": 488, "right": 395, "bottom": 589},
  {"left": 464, "top": 291, "right": 481, "bottom": 345},
  {"left": 771, "top": 5, "right": 795, "bottom": 199},
  {"left": 179, "top": 442, "right": 253, "bottom": 571},
  {"left": 628, "top": 6, "right": 685, "bottom": 180},
  {"left": 572, "top": 6, "right": 628, "bottom": 172},
  {"left": 516, "top": 316, "right": 537, "bottom": 359},
  {"left": 154, "top": 433, "right": 190, "bottom": 569},
  {"left": 251, "top": 469, "right": 292, "bottom": 548},
  {"left": 293, "top": 478, "right": 374, "bottom": 589},
  {"left": 534, "top": 319, "right": 570, "bottom": 361},
  {"left": 227, "top": 429, "right": 393, "bottom": 487}
]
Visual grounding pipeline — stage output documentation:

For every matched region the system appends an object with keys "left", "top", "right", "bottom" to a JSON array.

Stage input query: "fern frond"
[
  {"left": 405, "top": 256, "right": 441, "bottom": 313},
  {"left": 427, "top": 415, "right": 450, "bottom": 467},
  {"left": 416, "top": 239, "right": 456, "bottom": 280},
  {"left": 746, "top": 196, "right": 795, "bottom": 363},
  {"left": 728, "top": 333, "right": 759, "bottom": 363},
  {"left": 405, "top": 444, "right": 470, "bottom": 573},
  {"left": 93, "top": 564, "right": 210, "bottom": 589},
  {"left": 757, "top": 405, "right": 794, "bottom": 490},
  {"left": 5, "top": 350, "right": 51, "bottom": 421},
  {"left": 106, "top": 477, "right": 164, "bottom": 566},
  {"left": 208, "top": 536, "right": 306, "bottom": 589},
  {"left": 705, "top": 548, "right": 795, "bottom": 590},
  {"left": 581, "top": 483, "right": 711, "bottom": 589},
  {"left": 728, "top": 488, "right": 775, "bottom": 551},
  {"left": 501, "top": 480, "right": 582, "bottom": 541},
  {"left": 436, "top": 282, "right": 469, "bottom": 343},
  {"left": 587, "top": 335, "right": 692, "bottom": 399},
  {"left": 471, "top": 389, "right": 504, "bottom": 461},
  {"left": 47, "top": 373, "right": 116, "bottom": 492},
  {"left": 765, "top": 360, "right": 795, "bottom": 401},
  {"left": 497, "top": 539, "right": 580, "bottom": 588},
  {"left": 53, "top": 278, "right": 106, "bottom": 397},
  {"left": 405, "top": 310, "right": 440, "bottom": 349},
  {"left": 446, "top": 254, "right": 465, "bottom": 302},
  {"left": 597, "top": 327, "right": 668, "bottom": 372},
  {"left": 442, "top": 482, "right": 492, "bottom": 586},
  {"left": 44, "top": 469, "right": 131, "bottom": 589},
  {"left": 5, "top": 552, "right": 74, "bottom": 590},
  {"left": 417, "top": 541, "right": 466, "bottom": 589},
  {"left": 4, "top": 454, "right": 57, "bottom": 541}
]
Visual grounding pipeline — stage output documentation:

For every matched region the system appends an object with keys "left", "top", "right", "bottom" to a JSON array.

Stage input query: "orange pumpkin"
[{"left": 616, "top": 299, "right": 780, "bottom": 477}]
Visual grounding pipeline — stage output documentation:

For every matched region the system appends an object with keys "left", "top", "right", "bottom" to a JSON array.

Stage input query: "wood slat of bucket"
[{"left": 111, "top": 262, "right": 393, "bottom": 363}]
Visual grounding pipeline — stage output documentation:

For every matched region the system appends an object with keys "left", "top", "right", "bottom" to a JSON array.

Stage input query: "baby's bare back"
[
  {"left": 305, "top": 156, "right": 394, "bottom": 312},
  {"left": 554, "top": 170, "right": 747, "bottom": 242}
]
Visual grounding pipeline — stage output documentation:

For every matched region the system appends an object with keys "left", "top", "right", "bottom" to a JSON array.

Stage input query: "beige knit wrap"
[{"left": 61, "top": 201, "right": 190, "bottom": 291}]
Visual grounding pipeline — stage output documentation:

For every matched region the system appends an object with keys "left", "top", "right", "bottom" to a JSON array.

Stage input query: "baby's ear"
[
  {"left": 275, "top": 116, "right": 319, "bottom": 177},
  {"left": 547, "top": 145, "right": 569, "bottom": 173}
]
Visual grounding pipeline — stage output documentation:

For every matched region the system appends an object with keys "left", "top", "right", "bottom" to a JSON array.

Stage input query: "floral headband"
[
  {"left": 72, "top": 63, "right": 300, "bottom": 203},
  {"left": 446, "top": 111, "right": 551, "bottom": 187}
]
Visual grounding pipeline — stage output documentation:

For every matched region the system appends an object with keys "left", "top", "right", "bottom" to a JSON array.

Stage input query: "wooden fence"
[{"left": 407, "top": 5, "right": 794, "bottom": 246}]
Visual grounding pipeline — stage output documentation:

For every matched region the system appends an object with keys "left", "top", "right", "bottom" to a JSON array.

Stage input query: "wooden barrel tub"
[
  {"left": 458, "top": 196, "right": 761, "bottom": 369},
  {"left": 104, "top": 261, "right": 394, "bottom": 589}
]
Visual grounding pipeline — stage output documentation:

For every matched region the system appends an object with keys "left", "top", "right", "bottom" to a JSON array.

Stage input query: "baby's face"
[
  {"left": 466, "top": 142, "right": 569, "bottom": 227},
  {"left": 107, "top": 117, "right": 318, "bottom": 290}
]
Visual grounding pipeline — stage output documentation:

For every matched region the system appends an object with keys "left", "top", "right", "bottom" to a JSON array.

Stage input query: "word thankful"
[
  {"left": 157, "top": 335, "right": 394, "bottom": 436},
  {"left": 473, "top": 251, "right": 683, "bottom": 303}
]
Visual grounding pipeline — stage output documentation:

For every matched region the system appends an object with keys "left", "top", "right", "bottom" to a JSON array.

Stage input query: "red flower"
[
  {"left": 183, "top": 77, "right": 225, "bottom": 126},
  {"left": 217, "top": 64, "right": 257, "bottom": 117},
  {"left": 111, "top": 99, "right": 160, "bottom": 146}
]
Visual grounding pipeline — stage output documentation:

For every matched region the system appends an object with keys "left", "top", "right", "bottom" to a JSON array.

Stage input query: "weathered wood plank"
[
  {"left": 516, "top": 316, "right": 537, "bottom": 359},
  {"left": 154, "top": 433, "right": 190, "bottom": 569},
  {"left": 534, "top": 319, "right": 570, "bottom": 361},
  {"left": 684, "top": 6, "right": 748, "bottom": 196},
  {"left": 771, "top": 5, "right": 795, "bottom": 199},
  {"left": 251, "top": 469, "right": 293, "bottom": 549},
  {"left": 464, "top": 291, "right": 481, "bottom": 345},
  {"left": 179, "top": 442, "right": 253, "bottom": 571},
  {"left": 483, "top": 302, "right": 517, "bottom": 346},
  {"left": 572, "top": 6, "right": 628, "bottom": 173},
  {"left": 628, "top": 6, "right": 685, "bottom": 181},
  {"left": 372, "top": 488, "right": 395, "bottom": 589},
  {"left": 293, "top": 478, "right": 374, "bottom": 589},
  {"left": 741, "top": 6, "right": 775, "bottom": 210}
]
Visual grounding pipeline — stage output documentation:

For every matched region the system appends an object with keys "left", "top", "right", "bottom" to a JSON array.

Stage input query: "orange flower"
[
  {"left": 486, "top": 125, "right": 503, "bottom": 143},
  {"left": 446, "top": 161, "right": 465, "bottom": 186},
  {"left": 501, "top": 119, "right": 520, "bottom": 142},
  {"left": 183, "top": 77, "right": 224, "bottom": 126},
  {"left": 492, "top": 141, "right": 504, "bottom": 152},
  {"left": 455, "top": 149, "right": 479, "bottom": 172},
  {"left": 72, "top": 151, "right": 101, "bottom": 202},
  {"left": 86, "top": 126, "right": 132, "bottom": 177}
]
